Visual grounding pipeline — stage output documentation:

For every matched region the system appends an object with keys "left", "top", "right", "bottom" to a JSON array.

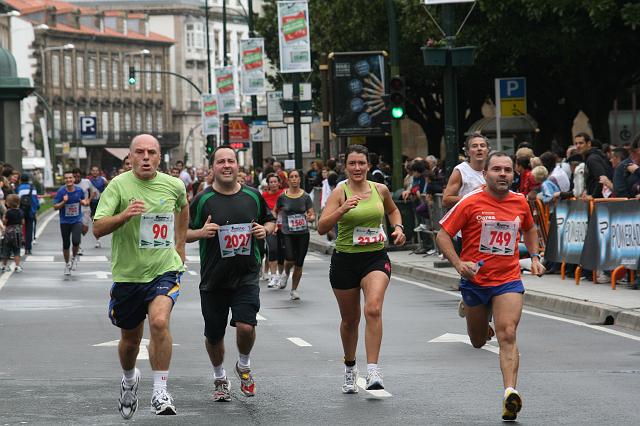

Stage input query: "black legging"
[{"left": 60, "top": 222, "right": 82, "bottom": 250}]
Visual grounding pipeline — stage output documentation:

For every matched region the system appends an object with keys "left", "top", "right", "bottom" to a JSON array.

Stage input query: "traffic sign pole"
[
  {"left": 293, "top": 74, "right": 303, "bottom": 170},
  {"left": 495, "top": 78, "right": 502, "bottom": 151}
]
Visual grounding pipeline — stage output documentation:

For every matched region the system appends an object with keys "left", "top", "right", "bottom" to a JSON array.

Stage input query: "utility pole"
[
  {"left": 248, "top": 0, "right": 262, "bottom": 172},
  {"left": 222, "top": 0, "right": 230, "bottom": 144},
  {"left": 386, "top": 0, "right": 403, "bottom": 191},
  {"left": 204, "top": 0, "right": 215, "bottom": 151},
  {"left": 292, "top": 75, "right": 303, "bottom": 169},
  {"left": 320, "top": 53, "right": 330, "bottom": 163},
  {"left": 442, "top": 5, "right": 458, "bottom": 177}
]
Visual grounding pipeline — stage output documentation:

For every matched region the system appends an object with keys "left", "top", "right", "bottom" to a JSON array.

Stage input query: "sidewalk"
[{"left": 308, "top": 231, "right": 640, "bottom": 332}]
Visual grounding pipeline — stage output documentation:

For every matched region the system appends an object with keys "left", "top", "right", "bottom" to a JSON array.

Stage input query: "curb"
[{"left": 308, "top": 238, "right": 640, "bottom": 332}]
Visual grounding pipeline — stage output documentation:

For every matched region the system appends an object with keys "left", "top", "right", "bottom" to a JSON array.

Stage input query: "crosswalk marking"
[
  {"left": 186, "top": 256, "right": 200, "bottom": 262},
  {"left": 24, "top": 256, "right": 55, "bottom": 262},
  {"left": 287, "top": 337, "right": 312, "bottom": 347},
  {"left": 76, "top": 255, "right": 109, "bottom": 262}
]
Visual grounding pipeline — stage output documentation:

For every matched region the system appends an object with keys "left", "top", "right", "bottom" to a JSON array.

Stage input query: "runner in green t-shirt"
[{"left": 93, "top": 134, "right": 188, "bottom": 419}]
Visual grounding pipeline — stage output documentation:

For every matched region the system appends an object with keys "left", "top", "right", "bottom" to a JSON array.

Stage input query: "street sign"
[
  {"left": 79, "top": 116, "right": 97, "bottom": 139},
  {"left": 267, "top": 91, "right": 285, "bottom": 125},
  {"left": 287, "top": 123, "right": 310, "bottom": 153},
  {"left": 251, "top": 120, "right": 270, "bottom": 142},
  {"left": 283, "top": 82, "right": 312, "bottom": 100},
  {"left": 496, "top": 77, "right": 527, "bottom": 117}
]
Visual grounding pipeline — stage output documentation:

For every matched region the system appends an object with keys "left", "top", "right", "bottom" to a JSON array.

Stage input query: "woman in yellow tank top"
[{"left": 318, "top": 144, "right": 405, "bottom": 393}]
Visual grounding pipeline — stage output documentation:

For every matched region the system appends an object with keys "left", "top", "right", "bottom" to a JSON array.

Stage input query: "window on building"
[
  {"left": 53, "top": 110, "right": 61, "bottom": 139},
  {"left": 135, "top": 111, "right": 142, "bottom": 129},
  {"left": 100, "top": 58, "right": 108, "bottom": 89},
  {"left": 225, "top": 31, "right": 232, "bottom": 62},
  {"left": 156, "top": 111, "right": 163, "bottom": 132},
  {"left": 186, "top": 24, "right": 194, "bottom": 48},
  {"left": 145, "top": 61, "right": 152, "bottom": 91},
  {"left": 101, "top": 111, "right": 109, "bottom": 137},
  {"left": 123, "top": 59, "right": 129, "bottom": 88},
  {"left": 51, "top": 53, "right": 60, "bottom": 88},
  {"left": 213, "top": 30, "right": 220, "bottom": 63},
  {"left": 124, "top": 112, "right": 132, "bottom": 131},
  {"left": 113, "top": 111, "right": 120, "bottom": 140},
  {"left": 195, "top": 23, "right": 204, "bottom": 49},
  {"left": 134, "top": 59, "right": 141, "bottom": 91},
  {"left": 155, "top": 61, "right": 162, "bottom": 92},
  {"left": 64, "top": 55, "right": 72, "bottom": 88},
  {"left": 76, "top": 56, "right": 84, "bottom": 88},
  {"left": 146, "top": 111, "right": 152, "bottom": 131},
  {"left": 65, "top": 110, "right": 74, "bottom": 136},
  {"left": 112, "top": 61, "right": 119, "bottom": 89},
  {"left": 88, "top": 57, "right": 96, "bottom": 88}
]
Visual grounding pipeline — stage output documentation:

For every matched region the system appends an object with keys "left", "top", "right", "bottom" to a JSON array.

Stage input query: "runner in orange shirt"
[{"left": 436, "top": 152, "right": 545, "bottom": 422}]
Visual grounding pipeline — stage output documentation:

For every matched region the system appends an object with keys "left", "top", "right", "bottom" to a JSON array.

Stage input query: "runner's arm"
[
  {"left": 379, "top": 184, "right": 405, "bottom": 246},
  {"left": 523, "top": 225, "right": 544, "bottom": 276},
  {"left": 93, "top": 200, "right": 145, "bottom": 238},
  {"left": 436, "top": 229, "right": 476, "bottom": 280},
  {"left": 174, "top": 203, "right": 189, "bottom": 263},
  {"left": 442, "top": 169, "right": 462, "bottom": 208},
  {"left": 317, "top": 186, "right": 348, "bottom": 235}
]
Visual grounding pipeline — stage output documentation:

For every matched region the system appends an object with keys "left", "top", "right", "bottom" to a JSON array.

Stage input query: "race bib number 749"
[{"left": 479, "top": 220, "right": 518, "bottom": 256}]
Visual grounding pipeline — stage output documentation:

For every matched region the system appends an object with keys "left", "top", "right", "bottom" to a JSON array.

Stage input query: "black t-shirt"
[
  {"left": 276, "top": 191, "right": 313, "bottom": 234},
  {"left": 4, "top": 208, "right": 24, "bottom": 226},
  {"left": 189, "top": 185, "right": 274, "bottom": 291}
]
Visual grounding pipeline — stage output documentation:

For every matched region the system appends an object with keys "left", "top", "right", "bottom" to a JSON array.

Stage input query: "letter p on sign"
[{"left": 80, "top": 116, "right": 97, "bottom": 139}]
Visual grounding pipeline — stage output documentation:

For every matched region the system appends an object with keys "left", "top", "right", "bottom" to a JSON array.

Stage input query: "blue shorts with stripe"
[
  {"left": 459, "top": 279, "right": 525, "bottom": 307},
  {"left": 108, "top": 271, "right": 181, "bottom": 330}
]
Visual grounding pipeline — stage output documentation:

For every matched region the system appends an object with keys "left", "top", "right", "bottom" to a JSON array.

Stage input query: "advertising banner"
[
  {"left": 580, "top": 200, "right": 640, "bottom": 271},
  {"left": 277, "top": 1, "right": 312, "bottom": 73},
  {"left": 267, "top": 91, "right": 285, "bottom": 124},
  {"left": 229, "top": 118, "right": 251, "bottom": 144},
  {"left": 545, "top": 200, "right": 589, "bottom": 264},
  {"left": 240, "top": 38, "right": 266, "bottom": 95},
  {"left": 331, "top": 52, "right": 388, "bottom": 136},
  {"left": 201, "top": 93, "right": 219, "bottom": 136},
  {"left": 215, "top": 66, "right": 238, "bottom": 114}
]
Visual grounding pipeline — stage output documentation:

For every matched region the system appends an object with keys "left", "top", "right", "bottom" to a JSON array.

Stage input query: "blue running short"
[
  {"left": 459, "top": 279, "right": 525, "bottom": 307},
  {"left": 108, "top": 271, "right": 181, "bottom": 329}
]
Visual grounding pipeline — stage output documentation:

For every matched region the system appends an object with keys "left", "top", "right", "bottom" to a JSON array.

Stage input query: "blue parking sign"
[
  {"left": 499, "top": 78, "right": 526, "bottom": 99},
  {"left": 80, "top": 116, "right": 97, "bottom": 139}
]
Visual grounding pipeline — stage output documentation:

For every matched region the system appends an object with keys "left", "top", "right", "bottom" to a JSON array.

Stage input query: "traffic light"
[
  {"left": 389, "top": 76, "right": 406, "bottom": 119},
  {"left": 128, "top": 67, "right": 136, "bottom": 85},
  {"left": 205, "top": 136, "right": 215, "bottom": 156}
]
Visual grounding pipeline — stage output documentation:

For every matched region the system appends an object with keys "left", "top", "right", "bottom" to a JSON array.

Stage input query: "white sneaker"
[
  {"left": 290, "top": 289, "right": 300, "bottom": 300},
  {"left": 341, "top": 368, "right": 358, "bottom": 394},
  {"left": 365, "top": 368, "right": 384, "bottom": 390},
  {"left": 267, "top": 276, "right": 278, "bottom": 288},
  {"left": 14, "top": 265, "right": 23, "bottom": 273},
  {"left": 95, "top": 240, "right": 101, "bottom": 248},
  {"left": 118, "top": 368, "right": 140, "bottom": 419},
  {"left": 71, "top": 256, "right": 78, "bottom": 271},
  {"left": 259, "top": 270, "right": 268, "bottom": 281},
  {"left": 150, "top": 388, "right": 176, "bottom": 415},
  {"left": 596, "top": 272, "right": 609, "bottom": 284},
  {"left": 0, "top": 266, "right": 8, "bottom": 273},
  {"left": 279, "top": 273, "right": 289, "bottom": 289},
  {"left": 64, "top": 263, "right": 72, "bottom": 276}
]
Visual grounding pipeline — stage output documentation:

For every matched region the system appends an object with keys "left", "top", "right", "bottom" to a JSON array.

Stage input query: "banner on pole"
[
  {"left": 215, "top": 66, "right": 239, "bottom": 114},
  {"left": 545, "top": 200, "right": 589, "bottom": 265},
  {"left": 39, "top": 117, "right": 54, "bottom": 188},
  {"left": 277, "top": 1, "right": 312, "bottom": 73},
  {"left": 240, "top": 38, "right": 266, "bottom": 95},
  {"left": 201, "top": 93, "right": 219, "bottom": 136},
  {"left": 580, "top": 200, "right": 640, "bottom": 271}
]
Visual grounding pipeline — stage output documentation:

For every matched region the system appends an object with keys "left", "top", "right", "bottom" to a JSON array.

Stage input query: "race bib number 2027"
[{"left": 217, "top": 223, "right": 252, "bottom": 258}]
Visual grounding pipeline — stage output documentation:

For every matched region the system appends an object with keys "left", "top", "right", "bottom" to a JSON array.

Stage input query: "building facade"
[{"left": 4, "top": 0, "right": 176, "bottom": 174}]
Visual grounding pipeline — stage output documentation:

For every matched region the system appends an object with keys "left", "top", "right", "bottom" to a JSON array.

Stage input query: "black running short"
[
  {"left": 200, "top": 275, "right": 260, "bottom": 345},
  {"left": 60, "top": 222, "right": 82, "bottom": 250},
  {"left": 266, "top": 234, "right": 278, "bottom": 262},
  {"left": 329, "top": 250, "right": 392, "bottom": 290},
  {"left": 281, "top": 233, "right": 310, "bottom": 267}
]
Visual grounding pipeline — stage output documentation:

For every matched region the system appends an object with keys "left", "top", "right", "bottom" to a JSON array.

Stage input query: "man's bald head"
[{"left": 130, "top": 134, "right": 161, "bottom": 152}]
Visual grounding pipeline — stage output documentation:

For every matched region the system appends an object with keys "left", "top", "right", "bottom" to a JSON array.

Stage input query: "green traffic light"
[
  {"left": 128, "top": 77, "right": 136, "bottom": 85},
  {"left": 391, "top": 106, "right": 405, "bottom": 119}
]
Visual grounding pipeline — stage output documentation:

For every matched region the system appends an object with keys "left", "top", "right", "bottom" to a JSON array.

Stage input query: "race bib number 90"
[
  {"left": 139, "top": 213, "right": 175, "bottom": 249},
  {"left": 218, "top": 223, "right": 252, "bottom": 258},
  {"left": 479, "top": 220, "right": 517, "bottom": 256},
  {"left": 353, "top": 225, "right": 387, "bottom": 246},
  {"left": 287, "top": 214, "right": 307, "bottom": 232}
]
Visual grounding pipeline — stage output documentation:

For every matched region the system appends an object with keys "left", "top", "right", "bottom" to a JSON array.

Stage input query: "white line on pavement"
[
  {"left": 287, "top": 337, "right": 312, "bottom": 347},
  {"left": 392, "top": 275, "right": 640, "bottom": 342},
  {"left": 24, "top": 256, "right": 55, "bottom": 262},
  {"left": 356, "top": 377, "right": 392, "bottom": 398},
  {"left": 35, "top": 210, "right": 57, "bottom": 239},
  {"left": 187, "top": 270, "right": 198, "bottom": 276}
]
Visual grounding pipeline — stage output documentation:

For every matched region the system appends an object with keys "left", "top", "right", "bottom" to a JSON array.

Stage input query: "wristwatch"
[
  {"left": 531, "top": 253, "right": 541, "bottom": 260},
  {"left": 393, "top": 224, "right": 404, "bottom": 232}
]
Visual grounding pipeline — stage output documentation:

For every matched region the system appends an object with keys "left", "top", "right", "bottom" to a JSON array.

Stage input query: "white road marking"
[
  {"left": 24, "top": 256, "right": 55, "bottom": 262},
  {"left": 76, "top": 255, "right": 109, "bottom": 262},
  {"left": 0, "top": 269, "right": 14, "bottom": 293},
  {"left": 187, "top": 270, "right": 198, "bottom": 276},
  {"left": 93, "top": 339, "right": 179, "bottom": 360},
  {"left": 186, "top": 256, "right": 200, "bottom": 262},
  {"left": 287, "top": 337, "right": 312, "bottom": 347},
  {"left": 392, "top": 275, "right": 640, "bottom": 342},
  {"left": 77, "top": 271, "right": 111, "bottom": 279},
  {"left": 429, "top": 333, "right": 500, "bottom": 354},
  {"left": 34, "top": 211, "right": 57, "bottom": 239},
  {"left": 356, "top": 377, "right": 392, "bottom": 398},
  {"left": 256, "top": 314, "right": 267, "bottom": 321}
]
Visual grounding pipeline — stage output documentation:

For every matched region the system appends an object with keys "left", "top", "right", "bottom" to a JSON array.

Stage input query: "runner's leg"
[
  {"left": 147, "top": 296, "right": 174, "bottom": 371},
  {"left": 360, "top": 271, "right": 389, "bottom": 364},
  {"left": 119, "top": 322, "right": 144, "bottom": 370},
  {"left": 465, "top": 303, "right": 492, "bottom": 348},
  {"left": 332, "top": 288, "right": 361, "bottom": 362},
  {"left": 491, "top": 292, "right": 523, "bottom": 389}
]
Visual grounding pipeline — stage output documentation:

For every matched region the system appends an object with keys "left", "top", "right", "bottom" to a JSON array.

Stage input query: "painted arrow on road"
[
  {"left": 429, "top": 333, "right": 500, "bottom": 355},
  {"left": 93, "top": 338, "right": 179, "bottom": 360}
]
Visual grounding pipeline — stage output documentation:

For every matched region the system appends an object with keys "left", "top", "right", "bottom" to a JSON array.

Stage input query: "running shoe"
[
  {"left": 71, "top": 256, "right": 78, "bottom": 271},
  {"left": 290, "top": 289, "right": 300, "bottom": 300},
  {"left": 95, "top": 240, "right": 101, "bottom": 248},
  {"left": 212, "top": 377, "right": 231, "bottom": 402},
  {"left": 365, "top": 368, "right": 384, "bottom": 390},
  {"left": 64, "top": 263, "right": 72, "bottom": 276},
  {"left": 502, "top": 388, "right": 522, "bottom": 421},
  {"left": 341, "top": 368, "right": 358, "bottom": 394},
  {"left": 267, "top": 276, "right": 278, "bottom": 288},
  {"left": 77, "top": 248, "right": 83, "bottom": 256},
  {"left": 151, "top": 388, "right": 176, "bottom": 415},
  {"left": 234, "top": 362, "right": 255, "bottom": 397},
  {"left": 118, "top": 368, "right": 140, "bottom": 420},
  {"left": 0, "top": 266, "right": 8, "bottom": 273},
  {"left": 14, "top": 265, "right": 23, "bottom": 273},
  {"left": 278, "top": 273, "right": 288, "bottom": 289},
  {"left": 458, "top": 300, "right": 466, "bottom": 318}
]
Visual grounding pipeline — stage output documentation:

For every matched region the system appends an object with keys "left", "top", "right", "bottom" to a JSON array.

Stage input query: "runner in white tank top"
[{"left": 443, "top": 133, "right": 489, "bottom": 209}]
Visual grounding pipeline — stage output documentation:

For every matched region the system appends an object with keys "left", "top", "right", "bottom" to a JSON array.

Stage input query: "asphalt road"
[{"left": 1, "top": 212, "right": 639, "bottom": 425}]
